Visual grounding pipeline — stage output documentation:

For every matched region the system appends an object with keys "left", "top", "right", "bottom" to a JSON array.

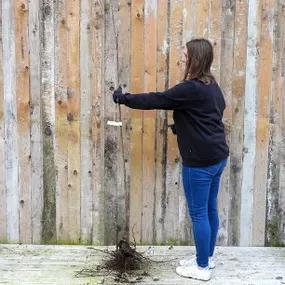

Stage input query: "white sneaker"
[
  {"left": 179, "top": 256, "right": 216, "bottom": 269},
  {"left": 176, "top": 262, "right": 211, "bottom": 281}
]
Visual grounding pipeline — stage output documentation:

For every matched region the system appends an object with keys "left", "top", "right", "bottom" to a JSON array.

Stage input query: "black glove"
[
  {"left": 168, "top": 124, "right": 177, "bottom": 135},
  {"left": 113, "top": 86, "right": 126, "bottom": 104}
]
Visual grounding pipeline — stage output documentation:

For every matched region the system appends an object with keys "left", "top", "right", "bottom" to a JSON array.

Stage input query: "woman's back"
[{"left": 173, "top": 79, "right": 229, "bottom": 166}]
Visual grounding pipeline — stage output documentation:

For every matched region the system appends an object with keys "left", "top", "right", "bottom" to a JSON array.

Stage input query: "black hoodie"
[{"left": 120, "top": 79, "right": 229, "bottom": 167}]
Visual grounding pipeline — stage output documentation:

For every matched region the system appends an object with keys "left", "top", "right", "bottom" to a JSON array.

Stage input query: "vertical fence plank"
[
  {"left": 54, "top": 0, "right": 69, "bottom": 242},
  {"left": 55, "top": 0, "right": 81, "bottom": 244},
  {"left": 80, "top": 0, "right": 93, "bottom": 244},
  {"left": 29, "top": 0, "right": 43, "bottom": 244},
  {"left": 165, "top": 0, "right": 183, "bottom": 244},
  {"left": 142, "top": 0, "right": 157, "bottom": 244},
  {"left": 208, "top": 0, "right": 222, "bottom": 84},
  {"left": 154, "top": 0, "right": 169, "bottom": 244},
  {"left": 15, "top": 0, "right": 32, "bottom": 244},
  {"left": 229, "top": 0, "right": 248, "bottom": 246},
  {"left": 195, "top": 0, "right": 209, "bottom": 37},
  {"left": 278, "top": 1, "right": 285, "bottom": 244},
  {"left": 40, "top": 0, "right": 56, "bottom": 243},
  {"left": 130, "top": 0, "right": 144, "bottom": 244},
  {"left": 266, "top": 0, "right": 285, "bottom": 247},
  {"left": 182, "top": 0, "right": 194, "bottom": 41},
  {"left": 3, "top": 0, "right": 19, "bottom": 243},
  {"left": 0, "top": 0, "right": 7, "bottom": 242},
  {"left": 117, "top": 0, "right": 131, "bottom": 241},
  {"left": 253, "top": 0, "right": 274, "bottom": 246},
  {"left": 91, "top": 0, "right": 105, "bottom": 245},
  {"left": 66, "top": 0, "right": 81, "bottom": 243},
  {"left": 240, "top": 0, "right": 261, "bottom": 246},
  {"left": 217, "top": 0, "right": 235, "bottom": 246},
  {"left": 104, "top": 0, "right": 124, "bottom": 245},
  {"left": 179, "top": 0, "right": 194, "bottom": 245}
]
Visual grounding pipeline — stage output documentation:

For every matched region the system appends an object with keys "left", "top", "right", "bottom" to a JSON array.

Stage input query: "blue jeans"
[{"left": 182, "top": 158, "right": 227, "bottom": 268}]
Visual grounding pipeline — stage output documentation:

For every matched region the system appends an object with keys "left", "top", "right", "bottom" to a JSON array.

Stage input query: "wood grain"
[
  {"left": 129, "top": 0, "right": 144, "bottom": 244},
  {"left": 266, "top": 0, "right": 285, "bottom": 246},
  {"left": 142, "top": 0, "right": 157, "bottom": 244},
  {"left": 217, "top": 0, "right": 235, "bottom": 246},
  {"left": 240, "top": 0, "right": 261, "bottom": 246},
  {"left": 2, "top": 0, "right": 19, "bottom": 243},
  {"left": 0, "top": 0, "right": 7, "bottom": 242},
  {"left": 117, "top": 0, "right": 131, "bottom": 242},
  {"left": 66, "top": 0, "right": 81, "bottom": 243},
  {"left": 253, "top": 0, "right": 274, "bottom": 246},
  {"left": 0, "top": 244, "right": 284, "bottom": 284},
  {"left": 80, "top": 0, "right": 93, "bottom": 244},
  {"left": 229, "top": 0, "right": 248, "bottom": 246},
  {"left": 165, "top": 0, "right": 183, "bottom": 243},
  {"left": 91, "top": 0, "right": 105, "bottom": 245},
  {"left": 15, "top": 0, "right": 32, "bottom": 244},
  {"left": 40, "top": 0, "right": 56, "bottom": 244},
  {"left": 154, "top": 0, "right": 169, "bottom": 244},
  {"left": 28, "top": 0, "right": 44, "bottom": 244},
  {"left": 0, "top": 0, "right": 284, "bottom": 246},
  {"left": 54, "top": 0, "right": 70, "bottom": 242}
]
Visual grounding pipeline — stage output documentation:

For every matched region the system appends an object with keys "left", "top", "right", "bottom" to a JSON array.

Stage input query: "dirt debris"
[{"left": 75, "top": 239, "right": 177, "bottom": 283}]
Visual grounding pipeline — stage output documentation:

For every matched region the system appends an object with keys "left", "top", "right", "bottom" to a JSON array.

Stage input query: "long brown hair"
[{"left": 183, "top": 38, "right": 216, "bottom": 84}]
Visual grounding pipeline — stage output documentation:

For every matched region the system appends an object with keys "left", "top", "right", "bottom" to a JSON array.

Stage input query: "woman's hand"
[{"left": 113, "top": 86, "right": 126, "bottom": 104}]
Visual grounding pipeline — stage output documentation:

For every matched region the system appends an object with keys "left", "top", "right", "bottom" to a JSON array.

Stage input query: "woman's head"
[{"left": 183, "top": 38, "right": 215, "bottom": 84}]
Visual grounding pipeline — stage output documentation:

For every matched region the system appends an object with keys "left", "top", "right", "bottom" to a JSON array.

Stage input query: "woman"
[{"left": 112, "top": 38, "right": 229, "bottom": 281}]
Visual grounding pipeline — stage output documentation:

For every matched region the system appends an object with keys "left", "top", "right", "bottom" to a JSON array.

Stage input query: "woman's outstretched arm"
[{"left": 113, "top": 81, "right": 196, "bottom": 110}]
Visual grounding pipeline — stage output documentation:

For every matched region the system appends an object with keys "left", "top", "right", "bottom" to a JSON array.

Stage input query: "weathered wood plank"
[
  {"left": 117, "top": 0, "right": 131, "bottom": 241},
  {"left": 141, "top": 0, "right": 157, "bottom": 244},
  {"left": 66, "top": 0, "right": 81, "bottom": 243},
  {"left": 80, "top": 0, "right": 93, "bottom": 244},
  {"left": 54, "top": 0, "right": 81, "bottom": 244},
  {"left": 229, "top": 0, "right": 248, "bottom": 246},
  {"left": 2, "top": 0, "right": 19, "bottom": 243},
  {"left": 240, "top": 0, "right": 261, "bottom": 246},
  {"left": 266, "top": 0, "right": 285, "bottom": 247},
  {"left": 130, "top": 0, "right": 144, "bottom": 244},
  {"left": 0, "top": 0, "right": 7, "bottom": 242},
  {"left": 253, "top": 0, "right": 274, "bottom": 246},
  {"left": 103, "top": 0, "right": 124, "bottom": 245},
  {"left": 0, "top": 244, "right": 284, "bottom": 285},
  {"left": 208, "top": 0, "right": 222, "bottom": 83},
  {"left": 54, "top": 0, "right": 69, "bottom": 243},
  {"left": 91, "top": 0, "right": 105, "bottom": 245},
  {"left": 278, "top": 1, "right": 285, "bottom": 244},
  {"left": 154, "top": 0, "right": 169, "bottom": 244},
  {"left": 217, "top": 0, "right": 235, "bottom": 246},
  {"left": 180, "top": 0, "right": 194, "bottom": 244},
  {"left": 28, "top": 0, "right": 43, "bottom": 244},
  {"left": 195, "top": 0, "right": 209, "bottom": 37},
  {"left": 182, "top": 0, "right": 194, "bottom": 42},
  {"left": 269, "top": 0, "right": 285, "bottom": 246},
  {"left": 165, "top": 0, "right": 183, "bottom": 244},
  {"left": 15, "top": 0, "right": 32, "bottom": 244},
  {"left": 40, "top": 0, "right": 56, "bottom": 243}
]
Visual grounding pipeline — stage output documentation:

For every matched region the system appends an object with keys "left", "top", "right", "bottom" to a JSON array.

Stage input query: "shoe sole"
[{"left": 175, "top": 268, "right": 211, "bottom": 281}]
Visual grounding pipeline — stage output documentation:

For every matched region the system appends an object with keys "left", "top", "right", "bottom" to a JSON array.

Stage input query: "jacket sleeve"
[{"left": 122, "top": 81, "right": 195, "bottom": 110}]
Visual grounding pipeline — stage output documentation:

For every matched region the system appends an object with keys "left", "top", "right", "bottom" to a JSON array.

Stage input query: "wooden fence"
[{"left": 0, "top": 0, "right": 284, "bottom": 246}]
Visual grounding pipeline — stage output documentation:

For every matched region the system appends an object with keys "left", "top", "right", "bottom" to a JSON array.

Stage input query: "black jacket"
[{"left": 119, "top": 79, "right": 229, "bottom": 167}]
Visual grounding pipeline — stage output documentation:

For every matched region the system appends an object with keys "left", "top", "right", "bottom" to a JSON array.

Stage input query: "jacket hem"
[{"left": 182, "top": 153, "right": 229, "bottom": 167}]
